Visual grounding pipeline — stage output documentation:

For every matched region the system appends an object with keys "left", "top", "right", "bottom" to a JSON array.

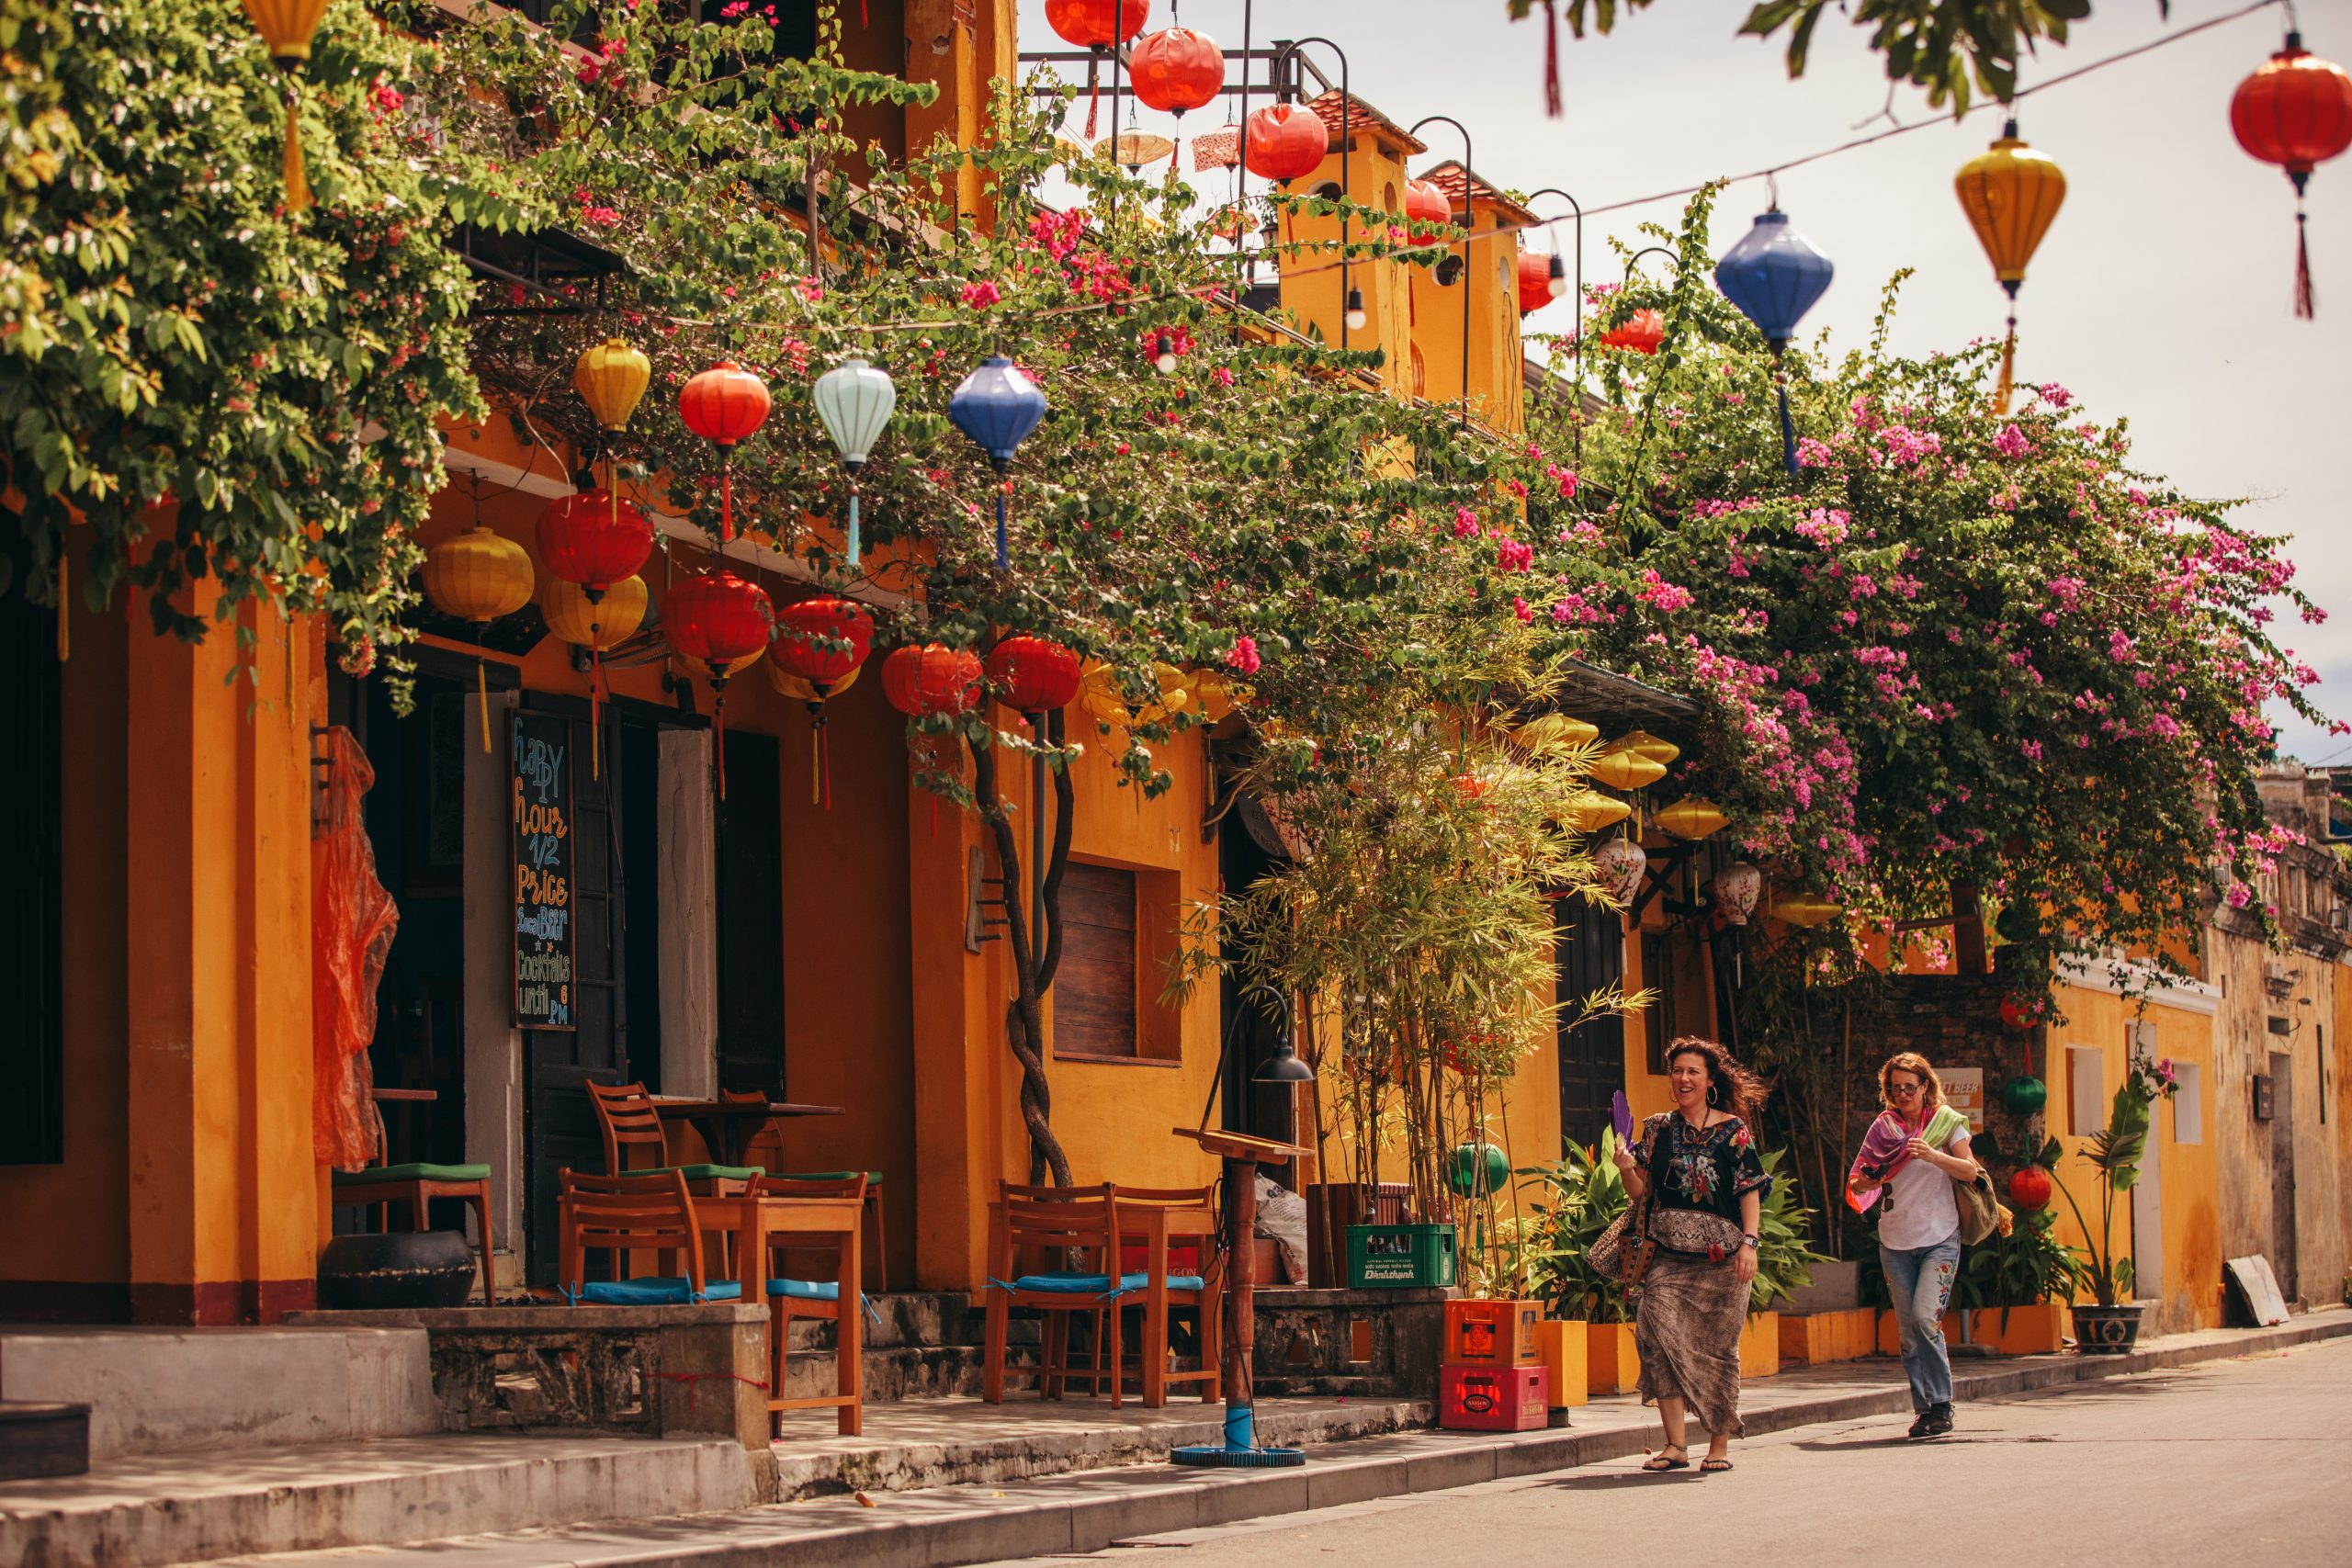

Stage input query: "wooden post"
[{"left": 1224, "top": 1154, "right": 1257, "bottom": 1433}]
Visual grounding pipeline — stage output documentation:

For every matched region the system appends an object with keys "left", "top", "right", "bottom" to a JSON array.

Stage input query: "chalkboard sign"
[{"left": 511, "top": 710, "right": 575, "bottom": 1031}]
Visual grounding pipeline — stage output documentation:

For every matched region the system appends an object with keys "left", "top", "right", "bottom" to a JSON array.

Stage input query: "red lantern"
[
  {"left": 771, "top": 595, "right": 875, "bottom": 810},
  {"left": 680, "top": 361, "right": 771, "bottom": 543},
  {"left": 1517, "top": 250, "right": 1556, "bottom": 314},
  {"left": 882, "top": 643, "right": 984, "bottom": 717},
  {"left": 662, "top": 570, "right": 773, "bottom": 798},
  {"left": 1243, "top": 103, "right": 1328, "bottom": 183},
  {"left": 986, "top": 634, "right": 1085, "bottom": 715},
  {"left": 2231, "top": 30, "right": 2352, "bottom": 317},
  {"left": 1999, "top": 995, "right": 2036, "bottom": 1032},
  {"left": 1044, "top": 0, "right": 1147, "bottom": 48},
  {"left": 1402, "top": 176, "right": 1453, "bottom": 236},
  {"left": 536, "top": 489, "right": 655, "bottom": 774},
  {"left": 2007, "top": 1166, "right": 2053, "bottom": 1213},
  {"left": 1129, "top": 27, "right": 1223, "bottom": 117},
  {"left": 1597, "top": 308, "right": 1666, "bottom": 355}
]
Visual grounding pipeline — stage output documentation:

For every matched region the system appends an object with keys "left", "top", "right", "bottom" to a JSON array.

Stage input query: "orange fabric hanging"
[{"left": 311, "top": 727, "right": 398, "bottom": 1170}]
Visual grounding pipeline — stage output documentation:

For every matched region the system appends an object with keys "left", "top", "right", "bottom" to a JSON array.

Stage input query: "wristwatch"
[{"left": 1740, "top": 1235, "right": 1760, "bottom": 1249}]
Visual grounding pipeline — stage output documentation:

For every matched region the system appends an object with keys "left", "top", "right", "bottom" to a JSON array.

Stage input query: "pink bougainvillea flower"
[
  {"left": 959, "top": 280, "right": 1001, "bottom": 310},
  {"left": 1224, "top": 636, "right": 1262, "bottom": 675}
]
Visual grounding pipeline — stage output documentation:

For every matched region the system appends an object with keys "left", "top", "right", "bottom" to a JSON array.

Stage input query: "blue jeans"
[{"left": 1881, "top": 1235, "right": 1961, "bottom": 1412}]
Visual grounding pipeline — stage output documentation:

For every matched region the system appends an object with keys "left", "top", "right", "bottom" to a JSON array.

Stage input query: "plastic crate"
[
  {"left": 1438, "top": 1364, "right": 1550, "bottom": 1432},
  {"left": 1443, "top": 1299, "right": 1543, "bottom": 1368},
  {"left": 1345, "top": 1223, "right": 1458, "bottom": 1290}
]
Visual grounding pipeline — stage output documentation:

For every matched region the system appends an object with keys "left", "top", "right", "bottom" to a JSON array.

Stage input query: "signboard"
[
  {"left": 511, "top": 710, "right": 574, "bottom": 1031},
  {"left": 1943, "top": 1066, "right": 1984, "bottom": 1133},
  {"left": 2330, "top": 772, "right": 2352, "bottom": 841}
]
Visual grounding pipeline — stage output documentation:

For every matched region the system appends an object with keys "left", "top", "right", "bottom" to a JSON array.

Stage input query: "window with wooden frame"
[{"left": 1053, "top": 860, "right": 1182, "bottom": 1064}]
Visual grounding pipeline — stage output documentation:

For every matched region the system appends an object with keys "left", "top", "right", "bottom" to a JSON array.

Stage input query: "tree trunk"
[{"left": 971, "top": 732, "right": 1073, "bottom": 1188}]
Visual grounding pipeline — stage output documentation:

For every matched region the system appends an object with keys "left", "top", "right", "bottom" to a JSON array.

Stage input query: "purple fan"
[{"left": 1611, "top": 1090, "right": 1634, "bottom": 1146}]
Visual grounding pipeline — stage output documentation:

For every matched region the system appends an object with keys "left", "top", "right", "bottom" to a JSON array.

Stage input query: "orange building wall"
[{"left": 1278, "top": 134, "right": 1414, "bottom": 387}]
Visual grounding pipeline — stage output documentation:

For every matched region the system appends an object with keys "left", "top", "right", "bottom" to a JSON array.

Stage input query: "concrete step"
[
  {"left": 0, "top": 1325, "right": 437, "bottom": 1461},
  {"left": 0, "top": 1431, "right": 753, "bottom": 1568}
]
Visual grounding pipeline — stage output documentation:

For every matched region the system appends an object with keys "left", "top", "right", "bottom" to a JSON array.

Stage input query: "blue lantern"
[
  {"left": 949, "top": 356, "right": 1048, "bottom": 570},
  {"left": 1714, "top": 208, "right": 1833, "bottom": 479}
]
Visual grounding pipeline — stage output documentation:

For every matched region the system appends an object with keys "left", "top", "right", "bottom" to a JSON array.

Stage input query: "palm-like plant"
[
  {"left": 2048, "top": 1058, "right": 2173, "bottom": 1307},
  {"left": 1510, "top": 1133, "right": 1634, "bottom": 1324}
]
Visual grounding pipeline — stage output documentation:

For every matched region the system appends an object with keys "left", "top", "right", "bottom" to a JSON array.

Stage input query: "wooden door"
[
  {"left": 2269, "top": 1050, "right": 2298, "bottom": 1300},
  {"left": 715, "top": 730, "right": 785, "bottom": 1098},
  {"left": 1555, "top": 895, "right": 1626, "bottom": 1153}
]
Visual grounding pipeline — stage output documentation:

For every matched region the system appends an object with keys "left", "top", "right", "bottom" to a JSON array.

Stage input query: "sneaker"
[
  {"left": 1920, "top": 1404, "right": 1955, "bottom": 1438},
  {"left": 1905, "top": 1410, "right": 1935, "bottom": 1438}
]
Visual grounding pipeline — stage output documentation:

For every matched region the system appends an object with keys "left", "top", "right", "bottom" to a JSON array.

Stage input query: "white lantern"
[
  {"left": 810, "top": 357, "right": 898, "bottom": 569},
  {"left": 1708, "top": 861, "right": 1764, "bottom": 926},
  {"left": 1590, "top": 836, "right": 1648, "bottom": 906}
]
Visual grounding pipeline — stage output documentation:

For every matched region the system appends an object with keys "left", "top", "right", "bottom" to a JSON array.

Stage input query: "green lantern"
[
  {"left": 1449, "top": 1141, "right": 1510, "bottom": 1198},
  {"left": 2002, "top": 1075, "right": 2048, "bottom": 1116}
]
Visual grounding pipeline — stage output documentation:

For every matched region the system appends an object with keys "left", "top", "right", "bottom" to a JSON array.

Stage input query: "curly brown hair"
[{"left": 1664, "top": 1035, "right": 1767, "bottom": 1122}]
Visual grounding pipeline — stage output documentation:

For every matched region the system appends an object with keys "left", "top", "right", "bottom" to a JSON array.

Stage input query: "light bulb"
[
  {"left": 1344, "top": 288, "right": 1366, "bottom": 332},
  {"left": 1156, "top": 349, "right": 1178, "bottom": 375},
  {"left": 1547, "top": 254, "right": 1568, "bottom": 299}
]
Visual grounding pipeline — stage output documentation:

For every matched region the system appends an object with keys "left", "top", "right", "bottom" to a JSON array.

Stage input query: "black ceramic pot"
[
  {"left": 318, "top": 1230, "right": 478, "bottom": 1311},
  {"left": 2072, "top": 1303, "right": 2143, "bottom": 1355}
]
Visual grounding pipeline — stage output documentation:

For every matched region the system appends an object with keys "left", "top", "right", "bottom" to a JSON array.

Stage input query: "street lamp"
[{"left": 1407, "top": 114, "right": 1475, "bottom": 427}]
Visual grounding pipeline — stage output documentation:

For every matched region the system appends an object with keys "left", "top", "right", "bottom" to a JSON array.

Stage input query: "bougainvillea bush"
[{"left": 1525, "top": 189, "right": 2325, "bottom": 997}]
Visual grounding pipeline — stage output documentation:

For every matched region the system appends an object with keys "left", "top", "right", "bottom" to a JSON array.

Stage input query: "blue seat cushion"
[
  {"left": 571, "top": 1277, "right": 743, "bottom": 1306},
  {"left": 334, "top": 1162, "right": 492, "bottom": 1185},
  {"left": 628, "top": 1164, "right": 764, "bottom": 1184},
  {"left": 1011, "top": 1271, "right": 1207, "bottom": 1296},
  {"left": 766, "top": 1279, "right": 841, "bottom": 1301}
]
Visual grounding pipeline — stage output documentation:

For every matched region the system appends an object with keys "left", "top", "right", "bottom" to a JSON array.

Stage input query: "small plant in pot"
[
  {"left": 1748, "top": 1148, "right": 1832, "bottom": 1314},
  {"left": 2049, "top": 1051, "right": 2177, "bottom": 1352},
  {"left": 1510, "top": 1134, "right": 1633, "bottom": 1325}
]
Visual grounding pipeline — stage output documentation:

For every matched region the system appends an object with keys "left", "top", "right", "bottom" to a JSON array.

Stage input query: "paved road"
[{"left": 984, "top": 1337, "right": 2352, "bottom": 1568}]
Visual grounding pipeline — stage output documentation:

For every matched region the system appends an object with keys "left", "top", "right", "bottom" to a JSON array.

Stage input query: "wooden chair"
[
  {"left": 331, "top": 1099, "right": 496, "bottom": 1307},
  {"left": 1104, "top": 1184, "right": 1224, "bottom": 1406},
  {"left": 726, "top": 1088, "right": 888, "bottom": 1292},
  {"left": 556, "top": 1168, "right": 740, "bottom": 1306},
  {"left": 750, "top": 1173, "right": 870, "bottom": 1438},
  {"left": 587, "top": 1081, "right": 763, "bottom": 1191},
  {"left": 981, "top": 1182, "right": 1220, "bottom": 1410}
]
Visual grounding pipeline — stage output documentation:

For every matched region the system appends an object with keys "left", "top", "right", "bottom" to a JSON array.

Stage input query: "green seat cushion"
[
  {"left": 775, "top": 1171, "right": 884, "bottom": 1186},
  {"left": 334, "top": 1162, "right": 492, "bottom": 1185},
  {"left": 637, "top": 1164, "right": 764, "bottom": 1184}
]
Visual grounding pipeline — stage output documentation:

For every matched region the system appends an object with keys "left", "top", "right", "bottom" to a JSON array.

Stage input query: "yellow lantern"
[
  {"left": 542, "top": 573, "right": 649, "bottom": 651},
  {"left": 1617, "top": 728, "right": 1680, "bottom": 766},
  {"left": 1589, "top": 743, "right": 1668, "bottom": 793},
  {"left": 240, "top": 0, "right": 333, "bottom": 214},
  {"left": 1654, "top": 796, "right": 1730, "bottom": 840},
  {"left": 1563, "top": 789, "right": 1633, "bottom": 834},
  {"left": 1511, "top": 713, "right": 1601, "bottom": 752},
  {"left": 1771, "top": 891, "right": 1845, "bottom": 929},
  {"left": 575, "top": 338, "right": 652, "bottom": 434},
  {"left": 422, "top": 525, "right": 533, "bottom": 751},
  {"left": 1192, "top": 669, "right": 1249, "bottom": 723},
  {"left": 1954, "top": 118, "right": 2066, "bottom": 412}
]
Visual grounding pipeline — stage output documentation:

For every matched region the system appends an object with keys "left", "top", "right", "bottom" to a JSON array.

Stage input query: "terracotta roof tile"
[
  {"left": 1301, "top": 89, "right": 1427, "bottom": 154},
  {"left": 1420, "top": 160, "right": 1537, "bottom": 223}
]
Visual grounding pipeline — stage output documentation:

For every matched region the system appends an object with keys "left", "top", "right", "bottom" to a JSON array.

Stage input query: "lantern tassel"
[
  {"left": 283, "top": 85, "right": 311, "bottom": 215},
  {"left": 590, "top": 640, "right": 602, "bottom": 783},
  {"left": 713, "top": 682, "right": 729, "bottom": 800},
  {"left": 846, "top": 487, "right": 862, "bottom": 570},
  {"left": 2296, "top": 207, "right": 2315, "bottom": 321},
  {"left": 719, "top": 454, "right": 735, "bottom": 543},
  {"left": 1775, "top": 369, "right": 1798, "bottom": 482},
  {"left": 1544, "top": 2, "right": 1563, "bottom": 118},
  {"left": 1995, "top": 310, "right": 2017, "bottom": 414},
  {"left": 1085, "top": 52, "right": 1101, "bottom": 140},
  {"left": 55, "top": 553, "right": 68, "bottom": 662},
  {"left": 478, "top": 658, "right": 492, "bottom": 753},
  {"left": 995, "top": 488, "right": 1010, "bottom": 571}
]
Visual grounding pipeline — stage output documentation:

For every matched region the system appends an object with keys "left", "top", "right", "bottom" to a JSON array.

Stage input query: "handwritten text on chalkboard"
[{"left": 512, "top": 711, "right": 575, "bottom": 1030}]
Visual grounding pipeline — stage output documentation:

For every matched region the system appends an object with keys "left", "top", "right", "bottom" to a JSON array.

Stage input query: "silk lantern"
[
  {"left": 1563, "top": 789, "right": 1632, "bottom": 834},
  {"left": 1517, "top": 249, "right": 1560, "bottom": 314},
  {"left": 540, "top": 572, "right": 648, "bottom": 652},
  {"left": 1129, "top": 27, "right": 1223, "bottom": 118},
  {"left": 1244, "top": 103, "right": 1328, "bottom": 183},
  {"left": 2002, "top": 1075, "right": 2049, "bottom": 1116},
  {"left": 1591, "top": 835, "right": 1649, "bottom": 905},
  {"left": 1714, "top": 207, "right": 1834, "bottom": 479},
  {"left": 421, "top": 525, "right": 533, "bottom": 752},
  {"left": 1707, "top": 861, "right": 1765, "bottom": 926},
  {"left": 2007, "top": 1165, "right": 2053, "bottom": 1212},
  {"left": 884, "top": 643, "right": 984, "bottom": 835},
  {"left": 811, "top": 357, "right": 898, "bottom": 570},
  {"left": 1403, "top": 176, "right": 1453, "bottom": 237},
  {"left": 948, "top": 357, "right": 1048, "bottom": 570},
  {"left": 1597, "top": 308, "right": 1666, "bottom": 355},
  {"left": 1589, "top": 739, "right": 1668, "bottom": 792},
  {"left": 1045, "top": 0, "right": 1149, "bottom": 138},
  {"left": 771, "top": 595, "right": 876, "bottom": 807},
  {"left": 1653, "top": 796, "right": 1728, "bottom": 840},
  {"left": 239, "top": 0, "right": 331, "bottom": 213},
  {"left": 1618, "top": 729, "right": 1680, "bottom": 765},
  {"left": 537, "top": 488, "right": 654, "bottom": 777},
  {"left": 663, "top": 570, "right": 773, "bottom": 798},
  {"left": 986, "top": 634, "right": 1085, "bottom": 715},
  {"left": 575, "top": 337, "right": 651, "bottom": 433},
  {"left": 1770, "top": 891, "right": 1844, "bottom": 929},
  {"left": 1955, "top": 119, "right": 2066, "bottom": 411},
  {"left": 679, "top": 361, "right": 771, "bottom": 543},
  {"left": 2232, "top": 30, "right": 2352, "bottom": 317}
]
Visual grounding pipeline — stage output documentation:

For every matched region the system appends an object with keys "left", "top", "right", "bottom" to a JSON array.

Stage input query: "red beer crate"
[
  {"left": 1438, "top": 1364, "right": 1550, "bottom": 1432},
  {"left": 1443, "top": 1298, "right": 1543, "bottom": 1369}
]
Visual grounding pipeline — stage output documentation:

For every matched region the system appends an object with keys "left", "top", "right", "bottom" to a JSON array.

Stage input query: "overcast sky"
[{"left": 1013, "top": 0, "right": 2352, "bottom": 760}]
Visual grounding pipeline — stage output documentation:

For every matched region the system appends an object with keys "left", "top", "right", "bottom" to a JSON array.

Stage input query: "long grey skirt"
[{"left": 1633, "top": 1250, "right": 1747, "bottom": 1438}]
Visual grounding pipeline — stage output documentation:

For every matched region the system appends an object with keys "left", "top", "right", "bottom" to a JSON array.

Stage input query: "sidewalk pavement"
[{"left": 209, "top": 1308, "right": 2352, "bottom": 1568}]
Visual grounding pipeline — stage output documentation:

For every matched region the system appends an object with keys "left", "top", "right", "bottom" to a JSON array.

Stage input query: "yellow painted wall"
[
  {"left": 1407, "top": 198, "right": 1525, "bottom": 433},
  {"left": 1277, "top": 131, "right": 1414, "bottom": 387}
]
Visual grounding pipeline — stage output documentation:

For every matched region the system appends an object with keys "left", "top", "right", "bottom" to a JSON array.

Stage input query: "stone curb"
[{"left": 203, "top": 1312, "right": 2352, "bottom": 1568}]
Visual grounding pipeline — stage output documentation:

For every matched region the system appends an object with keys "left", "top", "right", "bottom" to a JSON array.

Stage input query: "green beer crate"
[{"left": 1346, "top": 1222, "right": 1458, "bottom": 1290}]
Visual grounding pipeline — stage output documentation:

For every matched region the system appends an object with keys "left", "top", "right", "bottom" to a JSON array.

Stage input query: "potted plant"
[
  {"left": 1951, "top": 1207, "right": 2092, "bottom": 1354},
  {"left": 1743, "top": 1150, "right": 1831, "bottom": 1377},
  {"left": 1511, "top": 1134, "right": 1637, "bottom": 1393},
  {"left": 2049, "top": 1051, "right": 2177, "bottom": 1352}
]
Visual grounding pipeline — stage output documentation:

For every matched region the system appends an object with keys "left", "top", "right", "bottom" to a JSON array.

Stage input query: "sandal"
[
  {"left": 1642, "top": 1447, "right": 1690, "bottom": 1472},
  {"left": 1700, "top": 1458, "right": 1734, "bottom": 1472}
]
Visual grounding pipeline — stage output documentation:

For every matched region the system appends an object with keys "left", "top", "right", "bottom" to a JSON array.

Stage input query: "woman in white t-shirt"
[{"left": 1847, "top": 1053, "right": 1976, "bottom": 1438}]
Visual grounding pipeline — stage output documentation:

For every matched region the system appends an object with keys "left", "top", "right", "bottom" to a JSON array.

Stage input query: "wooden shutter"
[{"left": 1056, "top": 863, "right": 1138, "bottom": 1059}]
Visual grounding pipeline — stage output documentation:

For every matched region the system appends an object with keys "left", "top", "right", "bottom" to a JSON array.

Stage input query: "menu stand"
[{"left": 1168, "top": 1126, "right": 1308, "bottom": 1469}]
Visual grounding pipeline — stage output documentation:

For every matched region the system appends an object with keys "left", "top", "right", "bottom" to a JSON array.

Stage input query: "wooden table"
[
  {"left": 982, "top": 1194, "right": 1221, "bottom": 1408},
  {"left": 694, "top": 1191, "right": 865, "bottom": 1436},
  {"left": 651, "top": 1099, "right": 843, "bottom": 1169},
  {"left": 1170, "top": 1128, "right": 1306, "bottom": 1446}
]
